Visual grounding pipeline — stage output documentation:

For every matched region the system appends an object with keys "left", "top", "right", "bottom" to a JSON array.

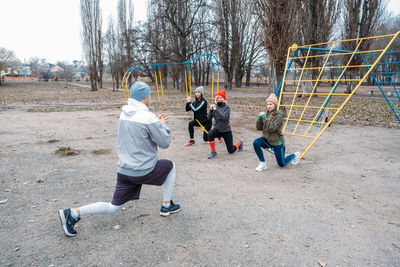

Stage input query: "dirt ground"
[{"left": 0, "top": 82, "right": 400, "bottom": 266}]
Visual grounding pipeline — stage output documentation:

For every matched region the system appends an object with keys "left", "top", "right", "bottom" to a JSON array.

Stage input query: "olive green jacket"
[{"left": 256, "top": 109, "right": 285, "bottom": 146}]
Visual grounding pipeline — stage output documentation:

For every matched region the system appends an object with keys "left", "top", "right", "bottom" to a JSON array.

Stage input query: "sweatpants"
[
  {"left": 253, "top": 137, "right": 295, "bottom": 167},
  {"left": 208, "top": 128, "right": 237, "bottom": 153},
  {"left": 188, "top": 120, "right": 211, "bottom": 141}
]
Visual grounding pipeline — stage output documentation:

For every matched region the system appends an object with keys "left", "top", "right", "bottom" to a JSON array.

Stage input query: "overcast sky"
[{"left": 1, "top": 0, "right": 399, "bottom": 64}]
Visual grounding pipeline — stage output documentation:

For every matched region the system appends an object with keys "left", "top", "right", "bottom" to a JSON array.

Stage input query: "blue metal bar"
[
  {"left": 377, "top": 82, "right": 400, "bottom": 84},
  {"left": 276, "top": 49, "right": 298, "bottom": 96},
  {"left": 371, "top": 71, "right": 400, "bottom": 75},
  {"left": 126, "top": 53, "right": 220, "bottom": 74},
  {"left": 375, "top": 61, "right": 400, "bottom": 65},
  {"left": 359, "top": 54, "right": 400, "bottom": 123},
  {"left": 382, "top": 56, "right": 399, "bottom": 100}
]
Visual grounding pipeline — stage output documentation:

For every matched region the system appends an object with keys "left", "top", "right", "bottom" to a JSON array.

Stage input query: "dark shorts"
[{"left": 111, "top": 159, "right": 173, "bottom": 206}]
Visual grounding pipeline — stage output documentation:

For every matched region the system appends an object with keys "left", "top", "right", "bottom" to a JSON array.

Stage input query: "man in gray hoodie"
[{"left": 59, "top": 81, "right": 181, "bottom": 237}]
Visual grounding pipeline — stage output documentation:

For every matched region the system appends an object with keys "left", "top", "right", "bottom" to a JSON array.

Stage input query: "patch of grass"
[
  {"left": 91, "top": 149, "right": 111, "bottom": 155},
  {"left": 47, "top": 139, "right": 60, "bottom": 143},
  {"left": 55, "top": 146, "right": 80, "bottom": 156}
]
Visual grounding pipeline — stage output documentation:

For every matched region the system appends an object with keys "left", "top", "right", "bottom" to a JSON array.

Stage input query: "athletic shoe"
[
  {"left": 255, "top": 162, "right": 268, "bottom": 172},
  {"left": 291, "top": 152, "right": 300, "bottom": 165},
  {"left": 184, "top": 140, "right": 195, "bottom": 146},
  {"left": 207, "top": 151, "right": 218, "bottom": 159},
  {"left": 160, "top": 200, "right": 181, "bottom": 217},
  {"left": 59, "top": 208, "right": 80, "bottom": 237},
  {"left": 218, "top": 138, "right": 223, "bottom": 143},
  {"left": 238, "top": 140, "right": 244, "bottom": 152}
]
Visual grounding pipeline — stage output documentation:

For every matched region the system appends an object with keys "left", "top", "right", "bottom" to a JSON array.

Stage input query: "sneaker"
[
  {"left": 238, "top": 140, "right": 244, "bottom": 152},
  {"left": 291, "top": 152, "right": 300, "bottom": 165},
  {"left": 184, "top": 140, "right": 195, "bottom": 146},
  {"left": 255, "top": 162, "right": 268, "bottom": 172},
  {"left": 218, "top": 138, "right": 223, "bottom": 143},
  {"left": 208, "top": 151, "right": 218, "bottom": 159},
  {"left": 59, "top": 208, "right": 80, "bottom": 237},
  {"left": 160, "top": 200, "right": 181, "bottom": 217}
]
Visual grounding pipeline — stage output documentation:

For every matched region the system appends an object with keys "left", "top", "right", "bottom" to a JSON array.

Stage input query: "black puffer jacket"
[
  {"left": 185, "top": 98, "right": 209, "bottom": 123},
  {"left": 208, "top": 103, "right": 231, "bottom": 133}
]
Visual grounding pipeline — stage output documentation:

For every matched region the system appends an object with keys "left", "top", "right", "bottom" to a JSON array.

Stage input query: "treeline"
[{"left": 80, "top": 0, "right": 397, "bottom": 92}]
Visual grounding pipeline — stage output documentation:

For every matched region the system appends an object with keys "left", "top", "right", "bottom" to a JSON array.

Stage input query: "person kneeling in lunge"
[
  {"left": 253, "top": 93, "right": 300, "bottom": 171},
  {"left": 207, "top": 90, "right": 243, "bottom": 159},
  {"left": 59, "top": 81, "right": 181, "bottom": 237},
  {"left": 184, "top": 86, "right": 211, "bottom": 146}
]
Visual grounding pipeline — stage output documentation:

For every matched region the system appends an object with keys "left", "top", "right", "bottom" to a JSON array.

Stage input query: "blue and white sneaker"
[
  {"left": 59, "top": 208, "right": 80, "bottom": 237},
  {"left": 238, "top": 140, "right": 244, "bottom": 152},
  {"left": 291, "top": 152, "right": 300, "bottom": 165},
  {"left": 207, "top": 151, "right": 218, "bottom": 159},
  {"left": 160, "top": 200, "right": 181, "bottom": 217}
]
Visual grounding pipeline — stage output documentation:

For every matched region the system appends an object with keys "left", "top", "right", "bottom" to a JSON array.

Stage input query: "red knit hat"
[{"left": 216, "top": 90, "right": 226, "bottom": 100}]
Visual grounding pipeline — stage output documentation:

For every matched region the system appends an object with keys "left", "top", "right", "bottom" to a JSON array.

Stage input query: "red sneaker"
[
  {"left": 184, "top": 140, "right": 195, "bottom": 146},
  {"left": 218, "top": 138, "right": 223, "bottom": 143}
]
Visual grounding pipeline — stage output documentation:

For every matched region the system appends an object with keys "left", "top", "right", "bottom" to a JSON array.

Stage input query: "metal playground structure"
[
  {"left": 276, "top": 31, "right": 400, "bottom": 159},
  {"left": 121, "top": 54, "right": 220, "bottom": 103}
]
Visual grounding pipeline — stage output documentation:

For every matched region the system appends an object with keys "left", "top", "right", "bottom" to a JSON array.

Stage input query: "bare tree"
[
  {"left": 57, "top": 61, "right": 76, "bottom": 88},
  {"left": 341, "top": 0, "right": 387, "bottom": 93},
  {"left": 117, "top": 0, "right": 135, "bottom": 78},
  {"left": 0, "top": 47, "right": 18, "bottom": 86},
  {"left": 234, "top": 0, "right": 266, "bottom": 87},
  {"left": 104, "top": 17, "right": 121, "bottom": 91},
  {"left": 255, "top": 0, "right": 301, "bottom": 93},
  {"left": 297, "top": 0, "right": 340, "bottom": 94},
  {"left": 215, "top": 0, "right": 241, "bottom": 90},
  {"left": 80, "top": 0, "right": 103, "bottom": 91}
]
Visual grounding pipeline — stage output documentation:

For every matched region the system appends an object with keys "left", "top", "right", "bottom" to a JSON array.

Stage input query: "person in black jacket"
[
  {"left": 185, "top": 87, "right": 212, "bottom": 146},
  {"left": 207, "top": 90, "right": 243, "bottom": 159}
]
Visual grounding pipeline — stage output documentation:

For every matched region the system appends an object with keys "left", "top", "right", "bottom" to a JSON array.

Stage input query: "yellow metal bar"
[
  {"left": 195, "top": 119, "right": 209, "bottom": 134},
  {"left": 184, "top": 70, "right": 188, "bottom": 98},
  {"left": 288, "top": 65, "right": 372, "bottom": 71},
  {"left": 188, "top": 70, "right": 192, "bottom": 97},
  {"left": 300, "top": 32, "right": 400, "bottom": 159},
  {"left": 277, "top": 46, "right": 294, "bottom": 110},
  {"left": 292, "top": 49, "right": 384, "bottom": 60},
  {"left": 286, "top": 79, "right": 361, "bottom": 82},
  {"left": 282, "top": 92, "right": 350, "bottom": 96},
  {"left": 217, "top": 71, "right": 220, "bottom": 92},
  {"left": 283, "top": 46, "right": 312, "bottom": 133},
  {"left": 125, "top": 72, "right": 133, "bottom": 100},
  {"left": 154, "top": 71, "right": 160, "bottom": 103},
  {"left": 296, "top": 33, "right": 395, "bottom": 49},
  {"left": 304, "top": 38, "right": 365, "bottom": 136},
  {"left": 280, "top": 104, "right": 339, "bottom": 110},
  {"left": 284, "top": 118, "right": 327, "bottom": 124},
  {"left": 211, "top": 72, "right": 214, "bottom": 98},
  {"left": 158, "top": 70, "right": 165, "bottom": 104},
  {"left": 283, "top": 132, "right": 314, "bottom": 139},
  {"left": 293, "top": 42, "right": 337, "bottom": 134},
  {"left": 121, "top": 71, "right": 129, "bottom": 102}
]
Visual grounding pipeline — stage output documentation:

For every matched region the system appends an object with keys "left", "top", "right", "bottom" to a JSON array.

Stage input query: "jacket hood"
[{"left": 122, "top": 98, "right": 149, "bottom": 116}]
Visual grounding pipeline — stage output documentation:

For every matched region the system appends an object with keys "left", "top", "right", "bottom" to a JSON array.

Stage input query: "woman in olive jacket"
[{"left": 253, "top": 94, "right": 300, "bottom": 171}]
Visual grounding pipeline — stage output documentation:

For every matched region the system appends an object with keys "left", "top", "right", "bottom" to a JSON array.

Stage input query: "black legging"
[
  {"left": 188, "top": 120, "right": 212, "bottom": 142},
  {"left": 208, "top": 128, "right": 237, "bottom": 153}
]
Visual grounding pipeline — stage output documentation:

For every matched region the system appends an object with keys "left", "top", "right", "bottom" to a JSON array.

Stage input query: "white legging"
[{"left": 76, "top": 162, "right": 176, "bottom": 217}]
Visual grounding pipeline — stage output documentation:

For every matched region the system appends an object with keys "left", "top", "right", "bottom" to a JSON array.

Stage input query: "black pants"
[
  {"left": 208, "top": 128, "right": 237, "bottom": 153},
  {"left": 188, "top": 120, "right": 212, "bottom": 142}
]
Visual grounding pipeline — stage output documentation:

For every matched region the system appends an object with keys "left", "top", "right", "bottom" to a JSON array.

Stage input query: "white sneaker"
[
  {"left": 255, "top": 162, "right": 268, "bottom": 172},
  {"left": 291, "top": 152, "right": 300, "bottom": 165}
]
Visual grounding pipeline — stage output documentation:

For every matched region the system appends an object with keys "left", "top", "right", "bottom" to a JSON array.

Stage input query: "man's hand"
[
  {"left": 186, "top": 96, "right": 192, "bottom": 103},
  {"left": 210, "top": 104, "right": 216, "bottom": 111},
  {"left": 159, "top": 113, "right": 169, "bottom": 124},
  {"left": 259, "top": 112, "right": 266, "bottom": 117}
]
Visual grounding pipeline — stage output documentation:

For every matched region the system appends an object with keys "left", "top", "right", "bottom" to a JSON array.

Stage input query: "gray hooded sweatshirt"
[{"left": 117, "top": 98, "right": 171, "bottom": 177}]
